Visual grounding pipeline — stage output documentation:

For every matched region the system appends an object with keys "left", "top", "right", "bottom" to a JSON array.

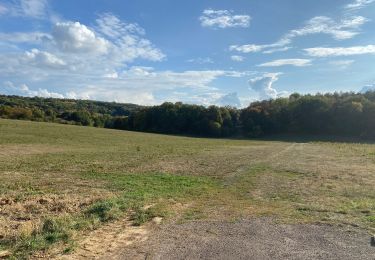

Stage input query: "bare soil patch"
[
  {"left": 117, "top": 218, "right": 374, "bottom": 260},
  {"left": 53, "top": 217, "right": 154, "bottom": 260}
]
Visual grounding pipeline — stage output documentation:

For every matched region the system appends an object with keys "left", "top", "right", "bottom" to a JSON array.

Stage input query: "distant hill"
[{"left": 0, "top": 94, "right": 142, "bottom": 127}]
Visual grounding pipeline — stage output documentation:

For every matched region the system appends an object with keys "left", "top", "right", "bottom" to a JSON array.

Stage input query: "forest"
[{"left": 1, "top": 91, "right": 375, "bottom": 138}]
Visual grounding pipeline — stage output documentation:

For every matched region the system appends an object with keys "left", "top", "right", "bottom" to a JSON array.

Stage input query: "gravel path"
[{"left": 116, "top": 218, "right": 374, "bottom": 260}]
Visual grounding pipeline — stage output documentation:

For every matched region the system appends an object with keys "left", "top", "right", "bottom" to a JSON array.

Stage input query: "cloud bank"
[{"left": 230, "top": 15, "right": 368, "bottom": 54}]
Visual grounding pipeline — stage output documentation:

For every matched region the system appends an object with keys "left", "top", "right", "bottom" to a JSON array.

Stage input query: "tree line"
[
  {"left": 1, "top": 92, "right": 375, "bottom": 138},
  {"left": 0, "top": 95, "right": 141, "bottom": 128}
]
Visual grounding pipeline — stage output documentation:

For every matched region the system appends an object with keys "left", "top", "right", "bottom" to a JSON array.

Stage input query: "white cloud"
[
  {"left": 95, "top": 13, "right": 165, "bottom": 62},
  {"left": 2, "top": 81, "right": 65, "bottom": 98},
  {"left": 328, "top": 59, "right": 354, "bottom": 69},
  {"left": 229, "top": 38, "right": 291, "bottom": 54},
  {"left": 96, "top": 13, "right": 145, "bottom": 39},
  {"left": 0, "top": 32, "right": 52, "bottom": 44},
  {"left": 90, "top": 68, "right": 254, "bottom": 104},
  {"left": 123, "top": 66, "right": 153, "bottom": 76},
  {"left": 262, "top": 46, "right": 291, "bottom": 54},
  {"left": 230, "top": 55, "right": 244, "bottom": 62},
  {"left": 230, "top": 44, "right": 266, "bottom": 53},
  {"left": 44, "top": 14, "right": 165, "bottom": 72},
  {"left": 0, "top": 14, "right": 164, "bottom": 83},
  {"left": 72, "top": 85, "right": 156, "bottom": 105},
  {"left": 249, "top": 73, "right": 282, "bottom": 100},
  {"left": 1, "top": 67, "right": 256, "bottom": 105},
  {"left": 258, "top": 59, "right": 312, "bottom": 67},
  {"left": 0, "top": 66, "right": 255, "bottom": 105},
  {"left": 230, "top": 16, "right": 368, "bottom": 54},
  {"left": 52, "top": 22, "right": 110, "bottom": 54},
  {"left": 0, "top": 10, "right": 257, "bottom": 106},
  {"left": 305, "top": 45, "right": 375, "bottom": 57},
  {"left": 29, "top": 88, "right": 65, "bottom": 98},
  {"left": 20, "top": 0, "right": 48, "bottom": 18},
  {"left": 200, "top": 9, "right": 251, "bottom": 29},
  {"left": 110, "top": 36, "right": 165, "bottom": 62},
  {"left": 287, "top": 16, "right": 368, "bottom": 40},
  {"left": 103, "top": 72, "right": 119, "bottom": 79},
  {"left": 2, "top": 81, "right": 93, "bottom": 100},
  {"left": 187, "top": 57, "right": 213, "bottom": 64},
  {"left": 24, "top": 49, "right": 66, "bottom": 69},
  {"left": 345, "top": 0, "right": 375, "bottom": 10},
  {"left": 65, "top": 91, "right": 90, "bottom": 100},
  {"left": 215, "top": 92, "right": 242, "bottom": 107},
  {"left": 119, "top": 67, "right": 250, "bottom": 89},
  {"left": 0, "top": 0, "right": 48, "bottom": 18}
]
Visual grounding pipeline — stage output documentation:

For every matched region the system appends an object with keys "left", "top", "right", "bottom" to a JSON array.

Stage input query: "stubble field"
[{"left": 0, "top": 119, "right": 374, "bottom": 258}]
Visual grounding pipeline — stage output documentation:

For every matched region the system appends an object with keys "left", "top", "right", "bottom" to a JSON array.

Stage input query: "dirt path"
[
  {"left": 54, "top": 218, "right": 152, "bottom": 260},
  {"left": 116, "top": 218, "right": 374, "bottom": 260}
]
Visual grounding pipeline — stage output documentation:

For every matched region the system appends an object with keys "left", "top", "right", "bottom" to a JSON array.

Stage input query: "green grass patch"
[
  {"left": 366, "top": 215, "right": 375, "bottom": 223},
  {"left": 84, "top": 172, "right": 219, "bottom": 202}
]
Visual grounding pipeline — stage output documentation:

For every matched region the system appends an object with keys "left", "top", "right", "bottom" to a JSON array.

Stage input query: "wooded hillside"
[{"left": 1, "top": 92, "right": 375, "bottom": 138}]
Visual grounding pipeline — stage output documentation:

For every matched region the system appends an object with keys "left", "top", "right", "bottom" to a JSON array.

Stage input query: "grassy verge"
[{"left": 2, "top": 172, "right": 218, "bottom": 259}]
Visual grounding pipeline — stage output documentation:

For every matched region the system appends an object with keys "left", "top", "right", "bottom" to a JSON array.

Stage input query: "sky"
[{"left": 0, "top": 0, "right": 374, "bottom": 107}]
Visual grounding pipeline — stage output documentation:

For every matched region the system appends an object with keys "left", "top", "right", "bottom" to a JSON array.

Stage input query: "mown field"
[{"left": 0, "top": 119, "right": 375, "bottom": 258}]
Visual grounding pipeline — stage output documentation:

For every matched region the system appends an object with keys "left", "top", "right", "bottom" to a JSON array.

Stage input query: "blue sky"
[{"left": 0, "top": 0, "right": 375, "bottom": 107}]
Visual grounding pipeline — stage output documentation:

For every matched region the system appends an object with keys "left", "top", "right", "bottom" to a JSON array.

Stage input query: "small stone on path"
[{"left": 152, "top": 217, "right": 163, "bottom": 225}]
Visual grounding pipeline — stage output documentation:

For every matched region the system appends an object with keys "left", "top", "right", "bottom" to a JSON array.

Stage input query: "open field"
[{"left": 0, "top": 119, "right": 375, "bottom": 258}]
